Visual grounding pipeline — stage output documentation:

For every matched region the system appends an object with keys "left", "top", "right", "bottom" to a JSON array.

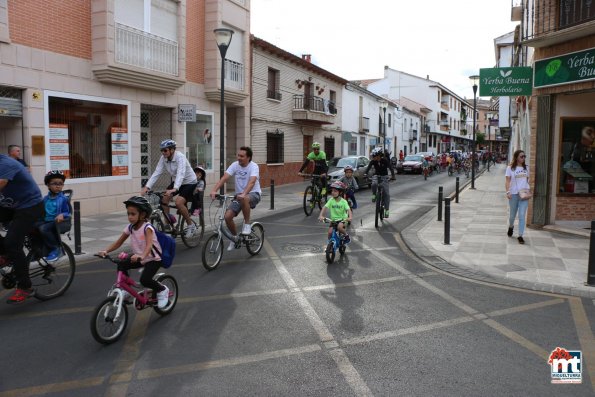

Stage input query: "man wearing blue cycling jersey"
[{"left": 0, "top": 154, "right": 45, "bottom": 303}]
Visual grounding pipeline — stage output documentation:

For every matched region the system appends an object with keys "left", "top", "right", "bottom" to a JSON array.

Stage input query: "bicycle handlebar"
[
  {"left": 320, "top": 217, "right": 350, "bottom": 225},
  {"left": 299, "top": 173, "right": 324, "bottom": 178},
  {"left": 212, "top": 193, "right": 236, "bottom": 201},
  {"left": 94, "top": 253, "right": 141, "bottom": 265}
]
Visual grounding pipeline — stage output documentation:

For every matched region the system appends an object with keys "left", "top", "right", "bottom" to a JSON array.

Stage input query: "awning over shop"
[{"left": 564, "top": 168, "right": 593, "bottom": 181}]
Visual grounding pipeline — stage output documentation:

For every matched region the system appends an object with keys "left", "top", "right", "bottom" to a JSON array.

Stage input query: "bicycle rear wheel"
[
  {"left": 202, "top": 233, "right": 223, "bottom": 270},
  {"left": 91, "top": 296, "right": 128, "bottom": 344},
  {"left": 375, "top": 191, "right": 382, "bottom": 228},
  {"left": 245, "top": 223, "right": 264, "bottom": 255},
  {"left": 180, "top": 213, "right": 204, "bottom": 248},
  {"left": 153, "top": 274, "right": 178, "bottom": 315},
  {"left": 303, "top": 186, "right": 315, "bottom": 216},
  {"left": 32, "top": 243, "right": 75, "bottom": 301}
]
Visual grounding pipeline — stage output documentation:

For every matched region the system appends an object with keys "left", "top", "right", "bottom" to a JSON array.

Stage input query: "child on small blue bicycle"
[
  {"left": 318, "top": 181, "right": 352, "bottom": 243},
  {"left": 339, "top": 165, "right": 358, "bottom": 209}
]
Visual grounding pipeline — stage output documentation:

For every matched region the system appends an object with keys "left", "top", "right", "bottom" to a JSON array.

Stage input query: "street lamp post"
[
  {"left": 469, "top": 75, "right": 479, "bottom": 190},
  {"left": 383, "top": 106, "right": 387, "bottom": 153},
  {"left": 214, "top": 28, "right": 234, "bottom": 194}
]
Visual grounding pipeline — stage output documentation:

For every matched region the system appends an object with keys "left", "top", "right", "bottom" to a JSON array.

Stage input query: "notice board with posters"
[
  {"left": 48, "top": 123, "right": 71, "bottom": 177},
  {"left": 111, "top": 127, "right": 129, "bottom": 176}
]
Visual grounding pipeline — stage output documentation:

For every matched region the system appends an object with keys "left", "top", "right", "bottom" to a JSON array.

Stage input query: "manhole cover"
[{"left": 282, "top": 243, "right": 323, "bottom": 253}]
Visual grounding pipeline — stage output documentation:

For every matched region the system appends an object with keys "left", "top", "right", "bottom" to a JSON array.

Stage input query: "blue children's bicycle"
[{"left": 321, "top": 217, "right": 349, "bottom": 264}]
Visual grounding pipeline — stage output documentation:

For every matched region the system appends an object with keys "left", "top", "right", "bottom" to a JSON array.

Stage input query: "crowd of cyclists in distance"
[{"left": 391, "top": 149, "right": 501, "bottom": 178}]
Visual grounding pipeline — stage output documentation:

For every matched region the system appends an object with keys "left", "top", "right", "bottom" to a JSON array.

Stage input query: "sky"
[{"left": 250, "top": 0, "right": 519, "bottom": 100}]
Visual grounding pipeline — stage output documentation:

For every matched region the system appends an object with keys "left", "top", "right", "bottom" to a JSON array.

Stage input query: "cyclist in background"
[
  {"left": 0, "top": 154, "right": 45, "bottom": 303},
  {"left": 339, "top": 165, "right": 358, "bottom": 209},
  {"left": 141, "top": 139, "right": 198, "bottom": 238},
  {"left": 365, "top": 147, "right": 391, "bottom": 218},
  {"left": 298, "top": 142, "right": 329, "bottom": 195}
]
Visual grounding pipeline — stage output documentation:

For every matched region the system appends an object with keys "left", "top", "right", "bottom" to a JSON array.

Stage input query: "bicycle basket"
[
  {"left": 147, "top": 193, "right": 161, "bottom": 210},
  {"left": 208, "top": 199, "right": 224, "bottom": 229}
]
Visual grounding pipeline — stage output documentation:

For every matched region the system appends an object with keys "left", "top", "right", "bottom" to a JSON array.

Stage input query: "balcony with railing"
[
  {"left": 409, "top": 130, "right": 418, "bottom": 141},
  {"left": 115, "top": 23, "right": 178, "bottom": 76},
  {"left": 224, "top": 59, "right": 245, "bottom": 91},
  {"left": 92, "top": 22, "right": 184, "bottom": 92},
  {"left": 292, "top": 95, "right": 336, "bottom": 124},
  {"left": 521, "top": 0, "right": 595, "bottom": 47}
]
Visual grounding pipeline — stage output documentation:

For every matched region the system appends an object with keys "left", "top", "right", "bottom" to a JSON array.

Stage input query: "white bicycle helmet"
[{"left": 371, "top": 147, "right": 383, "bottom": 157}]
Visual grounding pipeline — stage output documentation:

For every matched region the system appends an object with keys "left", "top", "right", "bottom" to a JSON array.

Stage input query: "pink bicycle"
[{"left": 90, "top": 254, "right": 178, "bottom": 344}]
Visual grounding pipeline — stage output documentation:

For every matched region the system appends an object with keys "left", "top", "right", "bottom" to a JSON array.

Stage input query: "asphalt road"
[{"left": 0, "top": 171, "right": 593, "bottom": 396}]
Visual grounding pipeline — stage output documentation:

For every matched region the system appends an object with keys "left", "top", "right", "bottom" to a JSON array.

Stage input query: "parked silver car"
[{"left": 327, "top": 156, "right": 371, "bottom": 189}]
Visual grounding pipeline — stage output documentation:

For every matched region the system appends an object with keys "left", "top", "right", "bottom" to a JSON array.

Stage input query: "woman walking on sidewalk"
[{"left": 505, "top": 150, "right": 531, "bottom": 244}]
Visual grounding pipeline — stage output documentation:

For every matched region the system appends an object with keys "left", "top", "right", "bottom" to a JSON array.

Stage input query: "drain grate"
[{"left": 282, "top": 243, "right": 324, "bottom": 254}]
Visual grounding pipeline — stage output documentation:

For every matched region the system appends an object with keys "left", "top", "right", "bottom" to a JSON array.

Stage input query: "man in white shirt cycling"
[
  {"left": 210, "top": 146, "right": 261, "bottom": 250},
  {"left": 141, "top": 139, "right": 198, "bottom": 237}
]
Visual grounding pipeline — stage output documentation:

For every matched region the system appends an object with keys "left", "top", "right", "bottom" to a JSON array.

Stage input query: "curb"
[{"left": 399, "top": 171, "right": 595, "bottom": 299}]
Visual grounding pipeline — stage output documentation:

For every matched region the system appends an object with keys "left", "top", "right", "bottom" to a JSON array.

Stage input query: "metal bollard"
[
  {"left": 438, "top": 186, "right": 443, "bottom": 221},
  {"left": 270, "top": 179, "right": 275, "bottom": 210},
  {"left": 444, "top": 197, "right": 451, "bottom": 245},
  {"left": 587, "top": 220, "right": 595, "bottom": 285},
  {"left": 73, "top": 201, "right": 84, "bottom": 255},
  {"left": 455, "top": 177, "right": 460, "bottom": 203}
]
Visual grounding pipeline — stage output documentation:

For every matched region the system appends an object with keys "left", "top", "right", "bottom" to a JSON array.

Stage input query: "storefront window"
[
  {"left": 47, "top": 94, "right": 130, "bottom": 180},
  {"left": 186, "top": 113, "right": 214, "bottom": 170},
  {"left": 559, "top": 119, "right": 594, "bottom": 194}
]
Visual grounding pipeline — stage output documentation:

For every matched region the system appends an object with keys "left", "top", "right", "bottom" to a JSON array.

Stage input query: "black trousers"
[{"left": 0, "top": 202, "right": 45, "bottom": 289}]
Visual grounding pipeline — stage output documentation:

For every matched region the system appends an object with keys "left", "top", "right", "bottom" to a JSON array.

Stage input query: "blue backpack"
[{"left": 129, "top": 224, "right": 176, "bottom": 268}]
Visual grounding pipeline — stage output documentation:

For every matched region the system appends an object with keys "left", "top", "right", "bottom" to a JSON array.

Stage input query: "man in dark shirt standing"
[{"left": 8, "top": 145, "right": 29, "bottom": 170}]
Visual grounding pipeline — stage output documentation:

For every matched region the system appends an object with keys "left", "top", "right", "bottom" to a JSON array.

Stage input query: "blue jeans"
[
  {"left": 508, "top": 194, "right": 528, "bottom": 236},
  {"left": 345, "top": 190, "right": 357, "bottom": 209}
]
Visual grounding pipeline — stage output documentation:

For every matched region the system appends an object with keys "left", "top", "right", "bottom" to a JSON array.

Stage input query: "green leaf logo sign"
[{"left": 546, "top": 59, "right": 562, "bottom": 77}]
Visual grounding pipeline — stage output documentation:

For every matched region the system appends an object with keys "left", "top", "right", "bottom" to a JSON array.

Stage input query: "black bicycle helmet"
[
  {"left": 160, "top": 139, "right": 177, "bottom": 150},
  {"left": 123, "top": 196, "right": 153, "bottom": 217},
  {"left": 44, "top": 170, "right": 66, "bottom": 185}
]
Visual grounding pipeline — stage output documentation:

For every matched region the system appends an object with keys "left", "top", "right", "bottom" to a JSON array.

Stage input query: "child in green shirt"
[{"left": 318, "top": 181, "right": 352, "bottom": 243}]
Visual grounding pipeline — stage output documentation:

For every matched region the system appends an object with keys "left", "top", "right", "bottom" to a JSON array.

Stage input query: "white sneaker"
[
  {"left": 157, "top": 286, "right": 170, "bottom": 308},
  {"left": 184, "top": 224, "right": 197, "bottom": 238},
  {"left": 241, "top": 223, "right": 252, "bottom": 235},
  {"left": 227, "top": 236, "right": 239, "bottom": 251}
]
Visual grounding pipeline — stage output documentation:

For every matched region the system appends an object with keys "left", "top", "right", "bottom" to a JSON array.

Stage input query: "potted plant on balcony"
[{"left": 460, "top": 129, "right": 467, "bottom": 136}]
